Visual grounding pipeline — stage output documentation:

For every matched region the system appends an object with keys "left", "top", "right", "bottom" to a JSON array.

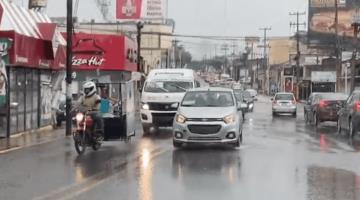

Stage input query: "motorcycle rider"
[{"left": 76, "top": 81, "right": 104, "bottom": 140}]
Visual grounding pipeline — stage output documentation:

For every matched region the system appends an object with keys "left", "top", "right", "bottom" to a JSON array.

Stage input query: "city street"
[{"left": 2, "top": 97, "right": 360, "bottom": 200}]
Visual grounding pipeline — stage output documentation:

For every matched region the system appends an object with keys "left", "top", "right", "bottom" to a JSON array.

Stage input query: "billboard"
[
  {"left": 308, "top": 0, "right": 360, "bottom": 48},
  {"left": 116, "top": 0, "right": 167, "bottom": 20}
]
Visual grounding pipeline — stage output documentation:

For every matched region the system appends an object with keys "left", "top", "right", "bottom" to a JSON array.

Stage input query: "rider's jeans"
[{"left": 90, "top": 112, "right": 104, "bottom": 135}]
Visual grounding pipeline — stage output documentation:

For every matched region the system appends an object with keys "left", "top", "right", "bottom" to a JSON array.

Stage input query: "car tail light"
[
  {"left": 355, "top": 101, "right": 360, "bottom": 112},
  {"left": 319, "top": 100, "right": 328, "bottom": 107}
]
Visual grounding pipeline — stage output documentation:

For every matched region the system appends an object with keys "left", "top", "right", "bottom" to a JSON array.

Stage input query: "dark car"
[
  {"left": 304, "top": 92, "right": 348, "bottom": 126},
  {"left": 337, "top": 90, "right": 360, "bottom": 139}
]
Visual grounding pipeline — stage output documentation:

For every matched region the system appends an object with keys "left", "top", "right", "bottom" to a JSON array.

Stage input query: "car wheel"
[
  {"left": 293, "top": 112, "right": 297, "bottom": 118},
  {"left": 349, "top": 120, "right": 355, "bottom": 141},
  {"left": 304, "top": 112, "right": 308, "bottom": 123},
  {"left": 337, "top": 118, "right": 342, "bottom": 135},
  {"left": 313, "top": 113, "right": 319, "bottom": 126},
  {"left": 142, "top": 125, "right": 151, "bottom": 135},
  {"left": 56, "top": 119, "right": 62, "bottom": 127},
  {"left": 173, "top": 140, "right": 182, "bottom": 148},
  {"left": 272, "top": 112, "right": 276, "bottom": 117}
]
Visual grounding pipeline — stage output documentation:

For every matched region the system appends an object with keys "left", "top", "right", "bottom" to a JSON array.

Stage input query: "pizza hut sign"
[{"left": 72, "top": 56, "right": 105, "bottom": 67}]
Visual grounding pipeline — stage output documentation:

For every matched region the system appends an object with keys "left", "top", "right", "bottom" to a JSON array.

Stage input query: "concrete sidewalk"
[{"left": 0, "top": 127, "right": 66, "bottom": 154}]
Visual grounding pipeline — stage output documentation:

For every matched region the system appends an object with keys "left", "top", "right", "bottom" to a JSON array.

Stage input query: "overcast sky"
[{"left": 14, "top": 0, "right": 308, "bottom": 59}]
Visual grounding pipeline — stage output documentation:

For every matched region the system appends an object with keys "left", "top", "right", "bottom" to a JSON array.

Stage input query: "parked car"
[
  {"left": 337, "top": 90, "right": 360, "bottom": 139},
  {"left": 272, "top": 92, "right": 297, "bottom": 117},
  {"left": 173, "top": 87, "right": 246, "bottom": 148},
  {"left": 305, "top": 92, "right": 348, "bottom": 126}
]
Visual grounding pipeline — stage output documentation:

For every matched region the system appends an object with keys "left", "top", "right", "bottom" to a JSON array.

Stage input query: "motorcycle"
[{"left": 73, "top": 108, "right": 103, "bottom": 155}]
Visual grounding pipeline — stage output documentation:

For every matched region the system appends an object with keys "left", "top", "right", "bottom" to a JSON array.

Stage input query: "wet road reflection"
[
  {"left": 307, "top": 166, "right": 360, "bottom": 200},
  {"left": 172, "top": 148, "right": 242, "bottom": 188}
]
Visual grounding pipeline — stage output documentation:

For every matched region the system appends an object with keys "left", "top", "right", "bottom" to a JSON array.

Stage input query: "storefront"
[
  {"left": 63, "top": 32, "right": 138, "bottom": 96},
  {"left": 0, "top": 1, "right": 59, "bottom": 137}
]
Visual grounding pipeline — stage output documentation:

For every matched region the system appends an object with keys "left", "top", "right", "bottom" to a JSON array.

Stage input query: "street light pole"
[{"left": 65, "top": 0, "right": 73, "bottom": 136}]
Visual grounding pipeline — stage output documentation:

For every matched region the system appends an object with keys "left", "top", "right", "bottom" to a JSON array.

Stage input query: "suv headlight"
[
  {"left": 142, "top": 103, "right": 149, "bottom": 110},
  {"left": 170, "top": 103, "right": 179, "bottom": 109},
  {"left": 176, "top": 114, "right": 186, "bottom": 124},
  {"left": 224, "top": 114, "right": 236, "bottom": 124}
]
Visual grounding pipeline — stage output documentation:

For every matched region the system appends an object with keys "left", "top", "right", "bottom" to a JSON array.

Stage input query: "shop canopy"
[
  {"left": 62, "top": 32, "right": 138, "bottom": 72},
  {"left": 0, "top": 0, "right": 55, "bottom": 68}
]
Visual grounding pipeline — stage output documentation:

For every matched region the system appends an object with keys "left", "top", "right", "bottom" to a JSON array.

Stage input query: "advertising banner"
[
  {"left": 116, "top": 0, "right": 167, "bottom": 20},
  {"left": 141, "top": 0, "right": 167, "bottom": 19},
  {"left": 308, "top": 0, "right": 360, "bottom": 48},
  {"left": 116, "top": 0, "right": 142, "bottom": 19}
]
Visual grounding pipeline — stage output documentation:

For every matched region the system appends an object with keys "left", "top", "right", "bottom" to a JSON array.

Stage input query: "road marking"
[{"left": 32, "top": 148, "right": 167, "bottom": 200}]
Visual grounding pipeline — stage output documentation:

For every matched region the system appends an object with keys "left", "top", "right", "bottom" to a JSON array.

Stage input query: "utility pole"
[
  {"left": 290, "top": 11, "right": 306, "bottom": 98},
  {"left": 172, "top": 39, "right": 179, "bottom": 68},
  {"left": 137, "top": 22, "right": 144, "bottom": 72},
  {"left": 259, "top": 27, "right": 271, "bottom": 95},
  {"left": 221, "top": 43, "right": 229, "bottom": 75},
  {"left": 351, "top": 22, "right": 360, "bottom": 92},
  {"left": 335, "top": 0, "right": 342, "bottom": 92},
  {"left": 65, "top": 0, "right": 73, "bottom": 136}
]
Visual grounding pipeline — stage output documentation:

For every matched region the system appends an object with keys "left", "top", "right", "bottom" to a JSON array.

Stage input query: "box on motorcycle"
[{"left": 103, "top": 116, "right": 127, "bottom": 141}]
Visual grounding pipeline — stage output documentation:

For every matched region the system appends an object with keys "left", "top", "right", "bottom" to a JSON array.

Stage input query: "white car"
[
  {"left": 272, "top": 92, "right": 297, "bottom": 117},
  {"left": 173, "top": 87, "right": 246, "bottom": 148}
]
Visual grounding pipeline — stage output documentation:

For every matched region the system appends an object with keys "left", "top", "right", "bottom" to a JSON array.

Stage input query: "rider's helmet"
[{"left": 83, "top": 81, "right": 97, "bottom": 97}]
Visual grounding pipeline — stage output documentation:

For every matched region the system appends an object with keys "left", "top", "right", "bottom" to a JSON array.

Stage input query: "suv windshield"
[
  {"left": 275, "top": 94, "right": 294, "bottom": 101},
  {"left": 144, "top": 81, "right": 193, "bottom": 93},
  {"left": 182, "top": 91, "right": 234, "bottom": 107}
]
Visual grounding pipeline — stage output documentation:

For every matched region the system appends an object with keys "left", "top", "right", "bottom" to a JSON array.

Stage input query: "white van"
[{"left": 141, "top": 69, "right": 206, "bottom": 133}]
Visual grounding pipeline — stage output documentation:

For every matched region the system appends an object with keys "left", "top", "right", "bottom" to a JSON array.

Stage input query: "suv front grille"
[
  {"left": 188, "top": 125, "right": 222, "bottom": 134},
  {"left": 148, "top": 103, "right": 178, "bottom": 111}
]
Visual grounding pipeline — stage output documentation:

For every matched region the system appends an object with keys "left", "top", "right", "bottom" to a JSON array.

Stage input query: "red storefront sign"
[{"left": 64, "top": 33, "right": 137, "bottom": 72}]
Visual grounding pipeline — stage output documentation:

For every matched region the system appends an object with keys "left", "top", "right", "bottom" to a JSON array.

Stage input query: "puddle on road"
[{"left": 307, "top": 166, "right": 360, "bottom": 200}]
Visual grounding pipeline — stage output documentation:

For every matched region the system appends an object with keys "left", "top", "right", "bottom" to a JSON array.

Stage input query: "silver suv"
[{"left": 173, "top": 87, "right": 245, "bottom": 148}]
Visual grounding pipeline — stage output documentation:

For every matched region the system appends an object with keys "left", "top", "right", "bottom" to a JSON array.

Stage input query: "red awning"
[
  {"left": 62, "top": 32, "right": 137, "bottom": 72},
  {"left": 52, "top": 44, "right": 66, "bottom": 70},
  {"left": 0, "top": 30, "right": 53, "bottom": 68},
  {"left": 0, "top": 0, "right": 55, "bottom": 68}
]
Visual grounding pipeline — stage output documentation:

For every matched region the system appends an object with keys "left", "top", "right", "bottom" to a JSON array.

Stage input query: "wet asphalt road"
[{"left": 2, "top": 97, "right": 360, "bottom": 200}]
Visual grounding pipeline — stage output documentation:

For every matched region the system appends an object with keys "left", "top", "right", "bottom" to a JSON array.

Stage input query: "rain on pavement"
[{"left": 2, "top": 97, "right": 360, "bottom": 200}]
